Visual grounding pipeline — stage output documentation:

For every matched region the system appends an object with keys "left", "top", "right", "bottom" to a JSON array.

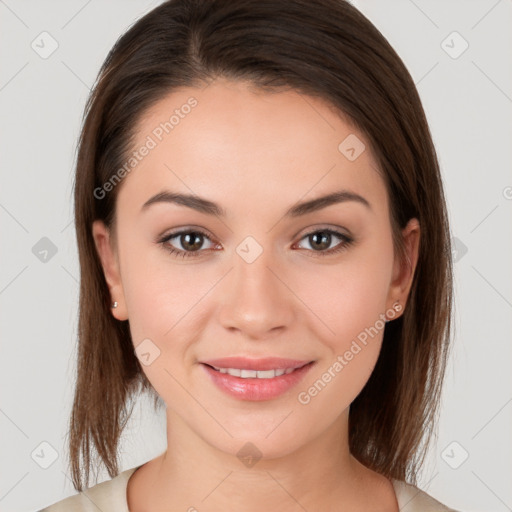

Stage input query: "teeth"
[{"left": 214, "top": 367, "right": 297, "bottom": 378}]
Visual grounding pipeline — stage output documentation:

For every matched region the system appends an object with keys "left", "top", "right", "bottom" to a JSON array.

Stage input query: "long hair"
[{"left": 69, "top": 0, "right": 454, "bottom": 491}]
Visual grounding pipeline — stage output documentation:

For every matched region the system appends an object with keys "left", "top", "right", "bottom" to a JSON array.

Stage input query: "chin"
[
  {"left": 216, "top": 433, "right": 307, "bottom": 467},
  {"left": 191, "top": 411, "right": 314, "bottom": 465}
]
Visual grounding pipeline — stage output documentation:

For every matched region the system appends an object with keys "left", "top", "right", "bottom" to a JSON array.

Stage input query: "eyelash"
[{"left": 157, "top": 227, "right": 354, "bottom": 259}]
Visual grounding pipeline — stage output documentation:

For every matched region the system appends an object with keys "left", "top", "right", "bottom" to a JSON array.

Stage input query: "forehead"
[{"left": 117, "top": 78, "right": 387, "bottom": 220}]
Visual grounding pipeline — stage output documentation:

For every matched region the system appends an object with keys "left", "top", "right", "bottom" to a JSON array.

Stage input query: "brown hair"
[{"left": 69, "top": 0, "right": 453, "bottom": 491}]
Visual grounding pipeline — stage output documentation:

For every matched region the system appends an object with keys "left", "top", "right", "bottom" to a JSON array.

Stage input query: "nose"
[{"left": 217, "top": 243, "right": 296, "bottom": 340}]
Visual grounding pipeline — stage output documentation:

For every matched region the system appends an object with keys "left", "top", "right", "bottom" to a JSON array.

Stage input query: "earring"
[
  {"left": 385, "top": 300, "right": 401, "bottom": 323},
  {"left": 111, "top": 301, "right": 118, "bottom": 309}
]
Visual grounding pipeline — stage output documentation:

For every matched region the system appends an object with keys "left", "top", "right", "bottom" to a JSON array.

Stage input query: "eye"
[
  {"left": 158, "top": 228, "right": 219, "bottom": 259},
  {"left": 157, "top": 227, "right": 354, "bottom": 259},
  {"left": 294, "top": 228, "right": 354, "bottom": 257}
]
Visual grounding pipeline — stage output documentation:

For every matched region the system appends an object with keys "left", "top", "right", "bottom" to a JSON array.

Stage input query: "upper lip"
[{"left": 201, "top": 357, "right": 313, "bottom": 371}]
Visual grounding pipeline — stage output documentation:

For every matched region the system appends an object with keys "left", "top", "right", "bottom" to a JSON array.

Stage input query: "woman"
[{"left": 41, "top": 0, "right": 459, "bottom": 510}]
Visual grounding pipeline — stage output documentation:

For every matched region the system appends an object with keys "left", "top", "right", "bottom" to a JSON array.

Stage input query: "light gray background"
[{"left": 0, "top": 1, "right": 511, "bottom": 511}]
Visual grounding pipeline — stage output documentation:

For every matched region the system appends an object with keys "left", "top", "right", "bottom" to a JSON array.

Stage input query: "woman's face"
[{"left": 93, "top": 78, "right": 418, "bottom": 460}]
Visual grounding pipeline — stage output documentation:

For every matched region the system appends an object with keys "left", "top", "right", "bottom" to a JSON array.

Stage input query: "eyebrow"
[{"left": 140, "top": 188, "right": 371, "bottom": 217}]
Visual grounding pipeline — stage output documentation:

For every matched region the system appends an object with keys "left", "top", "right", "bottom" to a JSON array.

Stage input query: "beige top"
[{"left": 39, "top": 466, "right": 460, "bottom": 511}]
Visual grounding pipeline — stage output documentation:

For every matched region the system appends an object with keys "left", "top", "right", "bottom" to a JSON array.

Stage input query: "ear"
[
  {"left": 91, "top": 220, "right": 128, "bottom": 321},
  {"left": 386, "top": 218, "right": 420, "bottom": 319}
]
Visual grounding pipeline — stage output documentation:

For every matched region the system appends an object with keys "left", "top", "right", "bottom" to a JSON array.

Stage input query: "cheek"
[
  {"left": 120, "top": 241, "right": 214, "bottom": 384},
  {"left": 295, "top": 262, "right": 393, "bottom": 417},
  {"left": 295, "top": 338, "right": 383, "bottom": 427},
  {"left": 295, "top": 242, "right": 393, "bottom": 349},
  {"left": 120, "top": 253, "right": 207, "bottom": 407},
  {"left": 119, "top": 233, "right": 199, "bottom": 335},
  {"left": 292, "top": 236, "right": 393, "bottom": 406}
]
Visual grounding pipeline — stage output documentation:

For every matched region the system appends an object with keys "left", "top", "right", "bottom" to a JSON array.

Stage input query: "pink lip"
[{"left": 200, "top": 358, "right": 316, "bottom": 401}]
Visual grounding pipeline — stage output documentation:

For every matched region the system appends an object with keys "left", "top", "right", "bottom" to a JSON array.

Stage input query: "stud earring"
[
  {"left": 111, "top": 301, "right": 118, "bottom": 309},
  {"left": 385, "top": 300, "right": 401, "bottom": 323}
]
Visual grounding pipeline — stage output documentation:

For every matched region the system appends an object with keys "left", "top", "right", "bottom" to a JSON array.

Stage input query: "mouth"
[
  {"left": 199, "top": 357, "right": 316, "bottom": 401},
  {"left": 203, "top": 362, "right": 311, "bottom": 379},
  {"left": 206, "top": 366, "right": 298, "bottom": 378}
]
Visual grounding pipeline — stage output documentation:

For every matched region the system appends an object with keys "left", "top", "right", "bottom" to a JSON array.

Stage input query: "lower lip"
[{"left": 201, "top": 362, "right": 315, "bottom": 401}]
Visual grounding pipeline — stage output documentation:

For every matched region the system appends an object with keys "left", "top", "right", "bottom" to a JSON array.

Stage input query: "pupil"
[
  {"left": 182, "top": 233, "right": 202, "bottom": 251},
  {"left": 311, "top": 232, "right": 330, "bottom": 250}
]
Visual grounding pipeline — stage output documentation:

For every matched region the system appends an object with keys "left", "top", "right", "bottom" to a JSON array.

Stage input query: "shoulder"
[
  {"left": 392, "top": 479, "right": 461, "bottom": 511},
  {"left": 38, "top": 466, "right": 140, "bottom": 512}
]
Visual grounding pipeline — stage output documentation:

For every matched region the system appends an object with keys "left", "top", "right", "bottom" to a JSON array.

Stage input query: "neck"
[{"left": 133, "top": 407, "right": 394, "bottom": 511}]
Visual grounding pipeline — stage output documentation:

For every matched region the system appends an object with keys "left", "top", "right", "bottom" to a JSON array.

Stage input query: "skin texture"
[{"left": 92, "top": 78, "right": 420, "bottom": 511}]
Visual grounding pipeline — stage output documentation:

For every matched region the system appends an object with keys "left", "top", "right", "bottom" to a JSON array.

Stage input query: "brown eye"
[
  {"left": 308, "top": 231, "right": 332, "bottom": 251},
  {"left": 179, "top": 232, "right": 205, "bottom": 252},
  {"left": 295, "top": 229, "right": 354, "bottom": 257},
  {"left": 158, "top": 229, "right": 217, "bottom": 258},
  {"left": 158, "top": 227, "right": 354, "bottom": 260}
]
